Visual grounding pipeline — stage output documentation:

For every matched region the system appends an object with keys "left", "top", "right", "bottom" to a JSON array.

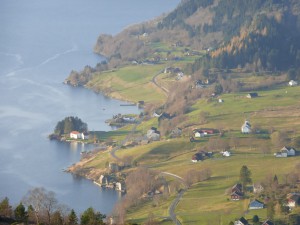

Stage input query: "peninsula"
[{"left": 65, "top": 0, "right": 300, "bottom": 224}]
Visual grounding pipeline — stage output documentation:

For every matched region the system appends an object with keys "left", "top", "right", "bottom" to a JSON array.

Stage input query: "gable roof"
[
  {"left": 281, "top": 146, "right": 295, "bottom": 151},
  {"left": 262, "top": 220, "right": 274, "bottom": 225},
  {"left": 249, "top": 199, "right": 264, "bottom": 209},
  {"left": 287, "top": 193, "right": 300, "bottom": 202},
  {"left": 239, "top": 217, "right": 248, "bottom": 225},
  {"left": 232, "top": 183, "right": 243, "bottom": 191}
]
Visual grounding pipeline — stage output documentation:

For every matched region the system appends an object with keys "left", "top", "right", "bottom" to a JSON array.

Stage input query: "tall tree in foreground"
[
  {"left": 14, "top": 202, "right": 28, "bottom": 222},
  {"left": 22, "top": 187, "right": 58, "bottom": 225},
  {"left": 68, "top": 209, "right": 78, "bottom": 225},
  {"left": 0, "top": 197, "right": 12, "bottom": 218},
  {"left": 50, "top": 211, "right": 64, "bottom": 225},
  {"left": 80, "top": 207, "right": 105, "bottom": 225},
  {"left": 239, "top": 165, "right": 252, "bottom": 191}
]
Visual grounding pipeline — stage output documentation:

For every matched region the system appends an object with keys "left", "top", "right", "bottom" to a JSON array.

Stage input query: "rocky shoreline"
[{"left": 65, "top": 146, "right": 127, "bottom": 193}]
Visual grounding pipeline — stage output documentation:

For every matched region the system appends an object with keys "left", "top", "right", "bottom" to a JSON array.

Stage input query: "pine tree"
[
  {"left": 0, "top": 197, "right": 12, "bottom": 218},
  {"left": 14, "top": 202, "right": 27, "bottom": 222},
  {"left": 80, "top": 207, "right": 105, "bottom": 225},
  {"left": 51, "top": 211, "right": 64, "bottom": 225},
  {"left": 68, "top": 209, "right": 78, "bottom": 225},
  {"left": 239, "top": 165, "right": 252, "bottom": 191}
]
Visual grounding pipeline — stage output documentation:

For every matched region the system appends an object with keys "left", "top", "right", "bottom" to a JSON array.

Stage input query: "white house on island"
[{"left": 70, "top": 131, "right": 88, "bottom": 140}]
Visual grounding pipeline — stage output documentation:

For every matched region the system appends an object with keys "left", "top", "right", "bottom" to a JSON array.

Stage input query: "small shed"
[{"left": 289, "top": 80, "right": 298, "bottom": 86}]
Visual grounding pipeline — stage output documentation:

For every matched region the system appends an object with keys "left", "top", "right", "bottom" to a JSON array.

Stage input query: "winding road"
[
  {"left": 152, "top": 70, "right": 169, "bottom": 95},
  {"left": 160, "top": 172, "right": 187, "bottom": 225},
  {"left": 110, "top": 71, "right": 186, "bottom": 225},
  {"left": 110, "top": 116, "right": 143, "bottom": 162}
]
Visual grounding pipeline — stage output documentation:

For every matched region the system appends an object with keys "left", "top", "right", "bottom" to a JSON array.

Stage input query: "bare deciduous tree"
[{"left": 23, "top": 187, "right": 58, "bottom": 225}]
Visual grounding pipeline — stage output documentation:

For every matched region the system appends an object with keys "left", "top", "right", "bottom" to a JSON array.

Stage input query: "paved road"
[
  {"left": 152, "top": 70, "right": 169, "bottom": 95},
  {"left": 110, "top": 70, "right": 187, "bottom": 225},
  {"left": 110, "top": 116, "right": 143, "bottom": 162},
  {"left": 160, "top": 172, "right": 187, "bottom": 225}
]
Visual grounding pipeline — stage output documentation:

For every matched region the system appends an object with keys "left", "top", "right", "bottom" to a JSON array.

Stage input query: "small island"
[{"left": 48, "top": 116, "right": 89, "bottom": 142}]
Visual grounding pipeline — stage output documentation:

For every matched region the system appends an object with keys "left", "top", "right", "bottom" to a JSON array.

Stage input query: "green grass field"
[
  {"left": 82, "top": 62, "right": 300, "bottom": 224},
  {"left": 86, "top": 64, "right": 167, "bottom": 105}
]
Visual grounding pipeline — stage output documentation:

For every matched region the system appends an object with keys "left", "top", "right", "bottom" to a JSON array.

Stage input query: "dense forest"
[{"left": 160, "top": 0, "right": 300, "bottom": 71}]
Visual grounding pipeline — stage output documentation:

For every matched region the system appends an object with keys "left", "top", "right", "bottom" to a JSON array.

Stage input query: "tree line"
[{"left": 0, "top": 187, "right": 105, "bottom": 225}]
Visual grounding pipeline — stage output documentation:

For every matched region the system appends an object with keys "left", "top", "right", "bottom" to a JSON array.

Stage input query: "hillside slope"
[{"left": 93, "top": 0, "right": 300, "bottom": 71}]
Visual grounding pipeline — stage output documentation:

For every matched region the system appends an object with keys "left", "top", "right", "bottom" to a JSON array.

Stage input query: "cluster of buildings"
[
  {"left": 164, "top": 67, "right": 186, "bottom": 81},
  {"left": 95, "top": 174, "right": 125, "bottom": 193},
  {"left": 229, "top": 182, "right": 300, "bottom": 225},
  {"left": 274, "top": 146, "right": 296, "bottom": 157},
  {"left": 234, "top": 217, "right": 274, "bottom": 225}
]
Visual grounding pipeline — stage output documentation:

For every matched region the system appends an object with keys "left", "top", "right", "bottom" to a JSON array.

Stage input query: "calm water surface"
[{"left": 0, "top": 0, "right": 180, "bottom": 214}]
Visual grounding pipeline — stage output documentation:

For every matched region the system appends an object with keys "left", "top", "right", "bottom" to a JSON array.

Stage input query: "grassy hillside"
[
  {"left": 86, "top": 64, "right": 167, "bottom": 105},
  {"left": 79, "top": 83, "right": 300, "bottom": 224},
  {"left": 66, "top": 1, "right": 300, "bottom": 224}
]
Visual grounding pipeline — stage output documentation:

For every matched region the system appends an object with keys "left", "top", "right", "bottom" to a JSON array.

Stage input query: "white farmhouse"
[
  {"left": 241, "top": 121, "right": 251, "bottom": 134},
  {"left": 281, "top": 146, "right": 296, "bottom": 156},
  {"left": 70, "top": 131, "right": 88, "bottom": 140},
  {"left": 70, "top": 131, "right": 82, "bottom": 139},
  {"left": 194, "top": 131, "right": 205, "bottom": 138},
  {"left": 221, "top": 151, "right": 231, "bottom": 157}
]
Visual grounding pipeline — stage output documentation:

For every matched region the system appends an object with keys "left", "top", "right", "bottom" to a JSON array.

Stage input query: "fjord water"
[{"left": 0, "top": 0, "right": 180, "bottom": 214}]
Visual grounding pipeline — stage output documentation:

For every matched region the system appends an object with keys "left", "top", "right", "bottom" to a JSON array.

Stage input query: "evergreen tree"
[
  {"left": 0, "top": 197, "right": 12, "bottom": 218},
  {"left": 14, "top": 202, "right": 27, "bottom": 222},
  {"left": 68, "top": 209, "right": 78, "bottom": 225},
  {"left": 272, "top": 174, "right": 279, "bottom": 190},
  {"left": 80, "top": 207, "right": 105, "bottom": 225},
  {"left": 252, "top": 215, "right": 259, "bottom": 224},
  {"left": 239, "top": 165, "right": 252, "bottom": 191},
  {"left": 53, "top": 116, "right": 88, "bottom": 136},
  {"left": 214, "top": 83, "right": 223, "bottom": 95},
  {"left": 51, "top": 211, "right": 64, "bottom": 225}
]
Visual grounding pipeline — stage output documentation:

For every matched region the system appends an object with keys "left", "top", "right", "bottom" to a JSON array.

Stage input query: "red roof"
[{"left": 70, "top": 131, "right": 80, "bottom": 134}]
